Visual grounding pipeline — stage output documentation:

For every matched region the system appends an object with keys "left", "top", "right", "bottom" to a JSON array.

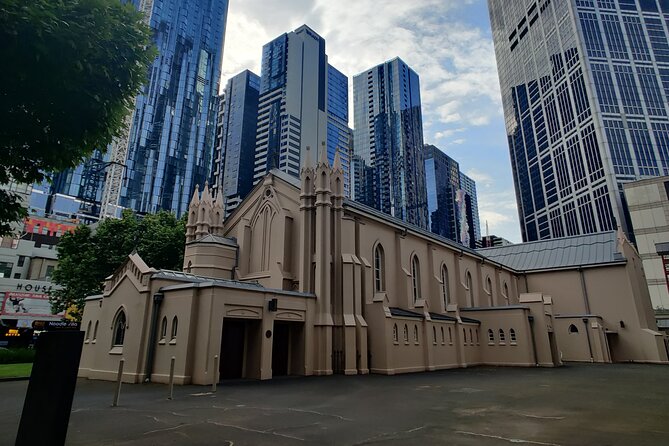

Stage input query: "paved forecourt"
[{"left": 2, "top": 363, "right": 668, "bottom": 445}]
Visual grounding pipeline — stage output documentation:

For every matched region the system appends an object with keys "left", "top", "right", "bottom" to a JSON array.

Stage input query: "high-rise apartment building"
[
  {"left": 424, "top": 145, "right": 480, "bottom": 248},
  {"left": 489, "top": 0, "right": 669, "bottom": 242},
  {"left": 352, "top": 58, "right": 429, "bottom": 229},
  {"left": 253, "top": 25, "right": 330, "bottom": 182},
  {"left": 211, "top": 70, "right": 260, "bottom": 214}
]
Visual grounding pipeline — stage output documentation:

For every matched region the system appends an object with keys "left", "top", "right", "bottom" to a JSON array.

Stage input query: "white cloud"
[{"left": 465, "top": 168, "right": 493, "bottom": 186}]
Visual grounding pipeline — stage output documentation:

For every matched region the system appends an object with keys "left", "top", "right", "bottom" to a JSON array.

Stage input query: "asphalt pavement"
[{"left": 2, "top": 363, "right": 668, "bottom": 445}]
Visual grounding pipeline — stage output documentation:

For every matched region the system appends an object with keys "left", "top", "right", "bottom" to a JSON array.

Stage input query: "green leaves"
[
  {"left": 50, "top": 211, "right": 185, "bottom": 320},
  {"left": 0, "top": 0, "right": 156, "bottom": 235}
]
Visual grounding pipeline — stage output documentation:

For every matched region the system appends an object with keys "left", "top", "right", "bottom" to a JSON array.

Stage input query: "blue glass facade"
[
  {"left": 29, "top": 0, "right": 229, "bottom": 220},
  {"left": 28, "top": 149, "right": 111, "bottom": 223},
  {"left": 120, "top": 0, "right": 229, "bottom": 216},
  {"left": 327, "top": 65, "right": 352, "bottom": 197},
  {"left": 489, "top": 0, "right": 669, "bottom": 241},
  {"left": 212, "top": 70, "right": 260, "bottom": 214},
  {"left": 352, "top": 58, "right": 429, "bottom": 229},
  {"left": 423, "top": 145, "right": 481, "bottom": 248}
]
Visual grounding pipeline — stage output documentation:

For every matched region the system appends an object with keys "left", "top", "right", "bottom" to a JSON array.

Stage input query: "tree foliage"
[
  {"left": 50, "top": 211, "right": 185, "bottom": 320},
  {"left": 0, "top": 0, "right": 155, "bottom": 234}
]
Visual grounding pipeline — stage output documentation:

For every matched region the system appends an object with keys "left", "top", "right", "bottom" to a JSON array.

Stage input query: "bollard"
[
  {"left": 212, "top": 355, "right": 219, "bottom": 392},
  {"left": 112, "top": 358, "right": 124, "bottom": 407},
  {"left": 168, "top": 356, "right": 176, "bottom": 400}
]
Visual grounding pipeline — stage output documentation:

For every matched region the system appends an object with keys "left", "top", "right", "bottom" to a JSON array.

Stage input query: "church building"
[{"left": 78, "top": 148, "right": 668, "bottom": 385}]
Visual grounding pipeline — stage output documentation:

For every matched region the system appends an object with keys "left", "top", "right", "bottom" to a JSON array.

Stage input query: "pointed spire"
[
  {"left": 333, "top": 149, "right": 342, "bottom": 172},
  {"left": 303, "top": 145, "right": 313, "bottom": 171},
  {"left": 318, "top": 141, "right": 330, "bottom": 168},
  {"left": 214, "top": 189, "right": 224, "bottom": 209},
  {"left": 201, "top": 181, "right": 212, "bottom": 204},
  {"left": 190, "top": 184, "right": 200, "bottom": 207}
]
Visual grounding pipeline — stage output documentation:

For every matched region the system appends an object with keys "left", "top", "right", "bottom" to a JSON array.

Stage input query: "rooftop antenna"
[{"left": 486, "top": 220, "right": 489, "bottom": 238}]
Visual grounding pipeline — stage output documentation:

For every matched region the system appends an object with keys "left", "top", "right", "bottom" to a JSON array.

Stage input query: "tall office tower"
[
  {"left": 352, "top": 58, "right": 429, "bottom": 229},
  {"left": 489, "top": 0, "right": 669, "bottom": 242},
  {"left": 327, "top": 65, "right": 352, "bottom": 197},
  {"left": 114, "top": 0, "right": 228, "bottom": 216},
  {"left": 424, "top": 145, "right": 481, "bottom": 248},
  {"left": 211, "top": 70, "right": 260, "bottom": 215},
  {"left": 459, "top": 172, "right": 481, "bottom": 247},
  {"left": 253, "top": 25, "right": 330, "bottom": 182}
]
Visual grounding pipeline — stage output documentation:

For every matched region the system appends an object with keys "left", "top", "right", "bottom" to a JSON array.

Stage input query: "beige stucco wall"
[{"left": 79, "top": 170, "right": 668, "bottom": 386}]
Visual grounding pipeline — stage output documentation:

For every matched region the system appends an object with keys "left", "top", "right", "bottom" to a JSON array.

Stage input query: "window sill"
[
  {"left": 109, "top": 346, "right": 123, "bottom": 355},
  {"left": 413, "top": 299, "right": 426, "bottom": 308},
  {"left": 92, "top": 340, "right": 97, "bottom": 344},
  {"left": 510, "top": 341, "right": 517, "bottom": 346},
  {"left": 158, "top": 339, "right": 166, "bottom": 345},
  {"left": 169, "top": 339, "right": 177, "bottom": 345},
  {"left": 84, "top": 340, "right": 90, "bottom": 344},
  {"left": 499, "top": 342, "right": 506, "bottom": 346},
  {"left": 373, "top": 292, "right": 387, "bottom": 302},
  {"left": 393, "top": 341, "right": 399, "bottom": 345},
  {"left": 488, "top": 342, "right": 495, "bottom": 346}
]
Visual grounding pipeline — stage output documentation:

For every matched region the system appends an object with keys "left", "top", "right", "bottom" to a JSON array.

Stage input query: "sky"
[{"left": 219, "top": 0, "right": 522, "bottom": 243}]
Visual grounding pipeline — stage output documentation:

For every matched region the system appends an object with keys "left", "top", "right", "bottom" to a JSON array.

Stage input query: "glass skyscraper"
[
  {"left": 30, "top": 0, "right": 229, "bottom": 221},
  {"left": 489, "top": 0, "right": 669, "bottom": 242},
  {"left": 352, "top": 58, "right": 429, "bottom": 229},
  {"left": 327, "top": 65, "right": 352, "bottom": 197},
  {"left": 119, "top": 0, "right": 228, "bottom": 216},
  {"left": 253, "top": 25, "right": 331, "bottom": 182},
  {"left": 424, "top": 145, "right": 480, "bottom": 248},
  {"left": 211, "top": 70, "right": 260, "bottom": 215}
]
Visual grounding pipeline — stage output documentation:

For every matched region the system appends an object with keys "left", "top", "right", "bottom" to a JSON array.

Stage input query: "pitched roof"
[{"left": 477, "top": 231, "right": 625, "bottom": 272}]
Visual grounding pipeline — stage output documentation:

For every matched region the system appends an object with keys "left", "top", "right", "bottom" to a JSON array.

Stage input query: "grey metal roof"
[
  {"left": 152, "top": 270, "right": 314, "bottom": 298},
  {"left": 429, "top": 312, "right": 458, "bottom": 322},
  {"left": 460, "top": 316, "right": 481, "bottom": 324},
  {"left": 343, "top": 199, "right": 481, "bottom": 258},
  {"left": 389, "top": 307, "right": 424, "bottom": 319},
  {"left": 187, "top": 234, "right": 237, "bottom": 247},
  {"left": 477, "top": 231, "right": 625, "bottom": 272}
]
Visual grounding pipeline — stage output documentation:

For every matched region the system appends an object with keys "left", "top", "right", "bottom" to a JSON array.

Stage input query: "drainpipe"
[
  {"left": 582, "top": 317, "right": 594, "bottom": 363},
  {"left": 578, "top": 268, "right": 592, "bottom": 314},
  {"left": 144, "top": 293, "right": 164, "bottom": 382},
  {"left": 528, "top": 315, "right": 538, "bottom": 367}
]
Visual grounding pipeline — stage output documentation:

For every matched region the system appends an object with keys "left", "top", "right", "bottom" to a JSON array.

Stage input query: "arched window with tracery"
[
  {"left": 93, "top": 321, "right": 98, "bottom": 341},
  {"left": 488, "top": 329, "right": 495, "bottom": 343},
  {"left": 411, "top": 255, "right": 422, "bottom": 303},
  {"left": 393, "top": 324, "right": 398, "bottom": 343},
  {"left": 403, "top": 324, "right": 409, "bottom": 343},
  {"left": 486, "top": 276, "right": 493, "bottom": 306},
  {"left": 86, "top": 321, "right": 92, "bottom": 341},
  {"left": 112, "top": 310, "right": 126, "bottom": 347},
  {"left": 499, "top": 329, "right": 506, "bottom": 344},
  {"left": 503, "top": 282, "right": 509, "bottom": 305},
  {"left": 441, "top": 265, "right": 449, "bottom": 307},
  {"left": 374, "top": 244, "right": 385, "bottom": 292}
]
